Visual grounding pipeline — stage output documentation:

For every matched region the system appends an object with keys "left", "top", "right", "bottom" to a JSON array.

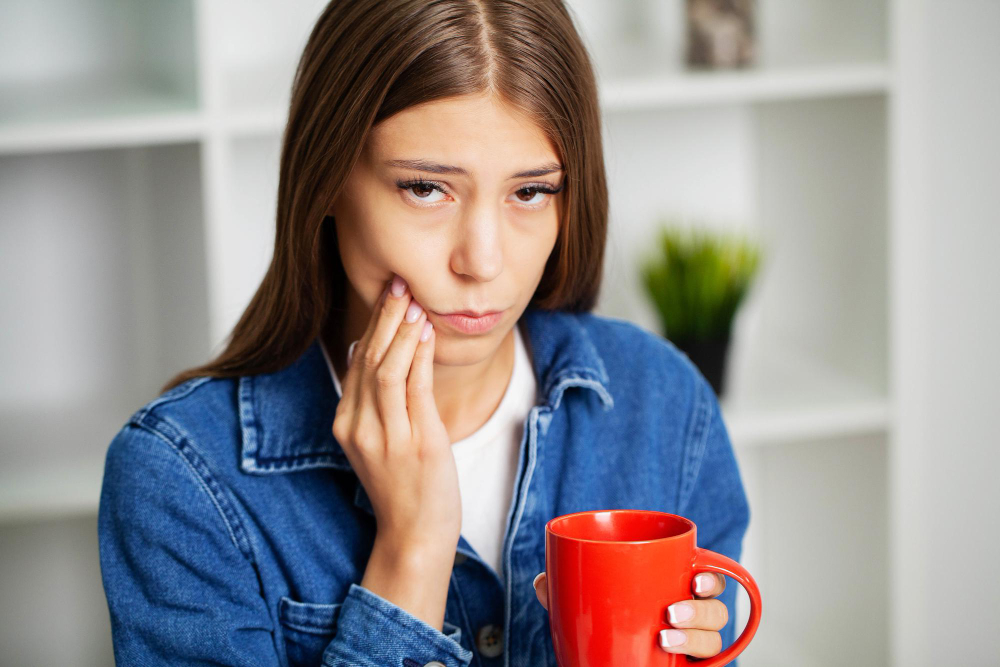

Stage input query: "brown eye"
[
  {"left": 513, "top": 187, "right": 548, "bottom": 207},
  {"left": 410, "top": 183, "right": 436, "bottom": 198},
  {"left": 396, "top": 179, "right": 447, "bottom": 205},
  {"left": 509, "top": 181, "right": 562, "bottom": 209}
]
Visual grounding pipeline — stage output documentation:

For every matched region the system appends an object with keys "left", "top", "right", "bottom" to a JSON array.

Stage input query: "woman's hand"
[
  {"left": 532, "top": 571, "right": 730, "bottom": 659},
  {"left": 332, "top": 273, "right": 462, "bottom": 553}
]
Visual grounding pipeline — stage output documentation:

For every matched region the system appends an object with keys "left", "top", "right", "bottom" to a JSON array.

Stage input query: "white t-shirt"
[{"left": 319, "top": 324, "right": 537, "bottom": 579}]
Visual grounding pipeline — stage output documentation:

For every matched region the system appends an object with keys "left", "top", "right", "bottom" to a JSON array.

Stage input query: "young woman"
[{"left": 98, "top": 1, "right": 751, "bottom": 666}]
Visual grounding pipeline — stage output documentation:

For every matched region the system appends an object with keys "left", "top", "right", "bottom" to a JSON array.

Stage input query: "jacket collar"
[{"left": 238, "top": 307, "right": 613, "bottom": 484}]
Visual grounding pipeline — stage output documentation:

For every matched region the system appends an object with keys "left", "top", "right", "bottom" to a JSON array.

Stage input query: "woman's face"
[{"left": 329, "top": 93, "right": 564, "bottom": 365}]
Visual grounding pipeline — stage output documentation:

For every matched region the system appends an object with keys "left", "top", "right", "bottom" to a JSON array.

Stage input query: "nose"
[{"left": 450, "top": 206, "right": 503, "bottom": 282}]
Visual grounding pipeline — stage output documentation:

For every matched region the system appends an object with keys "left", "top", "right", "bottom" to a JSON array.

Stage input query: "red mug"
[{"left": 544, "top": 509, "right": 762, "bottom": 666}]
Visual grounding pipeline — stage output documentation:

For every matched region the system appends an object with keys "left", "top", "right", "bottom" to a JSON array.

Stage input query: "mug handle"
[{"left": 681, "top": 547, "right": 762, "bottom": 666}]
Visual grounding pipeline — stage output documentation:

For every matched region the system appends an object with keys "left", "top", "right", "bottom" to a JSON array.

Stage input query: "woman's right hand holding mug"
[{"left": 331, "top": 273, "right": 461, "bottom": 631}]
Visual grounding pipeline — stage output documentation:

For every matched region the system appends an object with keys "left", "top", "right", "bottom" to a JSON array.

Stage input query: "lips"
[
  {"left": 444, "top": 309, "right": 501, "bottom": 318},
  {"left": 433, "top": 309, "right": 505, "bottom": 334}
]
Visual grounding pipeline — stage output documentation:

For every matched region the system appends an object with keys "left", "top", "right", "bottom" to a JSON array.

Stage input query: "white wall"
[{"left": 891, "top": 0, "right": 1000, "bottom": 663}]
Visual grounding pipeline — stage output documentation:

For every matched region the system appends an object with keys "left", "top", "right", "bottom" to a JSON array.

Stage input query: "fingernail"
[
  {"left": 405, "top": 300, "right": 423, "bottom": 322},
  {"left": 667, "top": 602, "right": 693, "bottom": 624},
  {"left": 695, "top": 574, "right": 713, "bottom": 594},
  {"left": 420, "top": 321, "right": 433, "bottom": 342},
  {"left": 390, "top": 275, "right": 407, "bottom": 297},
  {"left": 347, "top": 340, "right": 358, "bottom": 366},
  {"left": 660, "top": 629, "right": 687, "bottom": 648}
]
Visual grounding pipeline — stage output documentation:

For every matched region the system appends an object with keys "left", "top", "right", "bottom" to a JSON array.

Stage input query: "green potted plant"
[{"left": 639, "top": 219, "right": 763, "bottom": 397}]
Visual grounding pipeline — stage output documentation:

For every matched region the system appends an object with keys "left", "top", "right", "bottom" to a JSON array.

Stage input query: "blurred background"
[{"left": 1, "top": 0, "right": 997, "bottom": 665}]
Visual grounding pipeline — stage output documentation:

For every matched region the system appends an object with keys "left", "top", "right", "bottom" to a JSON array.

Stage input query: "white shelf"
[
  {"left": 0, "top": 109, "right": 204, "bottom": 156},
  {"left": 725, "top": 399, "right": 889, "bottom": 448},
  {"left": 599, "top": 62, "right": 891, "bottom": 112},
  {"left": 0, "top": 399, "right": 133, "bottom": 524},
  {"left": 0, "top": 0, "right": 198, "bottom": 153},
  {"left": 721, "top": 344, "right": 890, "bottom": 447},
  {"left": 0, "top": 460, "right": 106, "bottom": 524}
]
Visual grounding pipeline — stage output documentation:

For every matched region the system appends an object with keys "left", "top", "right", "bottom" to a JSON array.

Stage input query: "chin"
[{"left": 430, "top": 326, "right": 505, "bottom": 364}]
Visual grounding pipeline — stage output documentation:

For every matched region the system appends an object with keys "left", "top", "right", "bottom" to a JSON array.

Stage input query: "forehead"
[{"left": 366, "top": 94, "right": 558, "bottom": 171}]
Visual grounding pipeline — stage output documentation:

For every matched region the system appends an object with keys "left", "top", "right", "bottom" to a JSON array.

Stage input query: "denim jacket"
[{"left": 98, "top": 306, "right": 751, "bottom": 667}]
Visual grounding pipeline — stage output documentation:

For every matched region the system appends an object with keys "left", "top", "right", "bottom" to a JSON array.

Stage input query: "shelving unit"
[
  {"left": 1, "top": 1, "right": 898, "bottom": 664},
  {"left": 586, "top": 3, "right": 892, "bottom": 662}
]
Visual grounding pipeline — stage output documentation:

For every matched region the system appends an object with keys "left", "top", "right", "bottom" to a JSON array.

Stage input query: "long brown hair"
[{"left": 162, "top": 0, "right": 608, "bottom": 393}]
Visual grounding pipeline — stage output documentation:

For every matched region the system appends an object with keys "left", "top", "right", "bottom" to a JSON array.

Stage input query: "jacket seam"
[
  {"left": 133, "top": 376, "right": 213, "bottom": 422},
  {"left": 449, "top": 571, "right": 479, "bottom": 667},
  {"left": 127, "top": 417, "right": 259, "bottom": 568},
  {"left": 542, "top": 372, "right": 614, "bottom": 411},
  {"left": 677, "top": 375, "right": 713, "bottom": 515},
  {"left": 540, "top": 367, "right": 604, "bottom": 396},
  {"left": 249, "top": 452, "right": 350, "bottom": 466},
  {"left": 504, "top": 406, "right": 543, "bottom": 667},
  {"left": 238, "top": 375, "right": 260, "bottom": 467}
]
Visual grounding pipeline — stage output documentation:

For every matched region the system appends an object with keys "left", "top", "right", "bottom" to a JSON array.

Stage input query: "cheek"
[
  {"left": 336, "top": 208, "right": 446, "bottom": 300},
  {"left": 512, "top": 207, "right": 560, "bottom": 267},
  {"left": 333, "top": 188, "right": 396, "bottom": 299},
  {"left": 513, "top": 239, "right": 555, "bottom": 285}
]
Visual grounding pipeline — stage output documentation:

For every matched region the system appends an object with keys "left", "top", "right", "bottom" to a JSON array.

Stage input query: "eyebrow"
[{"left": 384, "top": 158, "right": 563, "bottom": 179}]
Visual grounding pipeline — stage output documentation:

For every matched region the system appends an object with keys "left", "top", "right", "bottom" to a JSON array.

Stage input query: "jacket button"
[
  {"left": 476, "top": 623, "right": 504, "bottom": 658},
  {"left": 454, "top": 551, "right": 468, "bottom": 565},
  {"left": 423, "top": 663, "right": 446, "bottom": 667}
]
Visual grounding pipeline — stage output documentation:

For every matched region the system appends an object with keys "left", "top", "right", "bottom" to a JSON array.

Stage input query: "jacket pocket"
[{"left": 278, "top": 596, "right": 343, "bottom": 667}]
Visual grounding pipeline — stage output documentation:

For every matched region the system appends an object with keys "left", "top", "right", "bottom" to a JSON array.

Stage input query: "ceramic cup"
[{"left": 544, "top": 509, "right": 762, "bottom": 666}]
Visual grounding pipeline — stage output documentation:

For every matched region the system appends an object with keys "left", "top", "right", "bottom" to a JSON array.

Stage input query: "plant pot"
[{"left": 670, "top": 335, "right": 731, "bottom": 398}]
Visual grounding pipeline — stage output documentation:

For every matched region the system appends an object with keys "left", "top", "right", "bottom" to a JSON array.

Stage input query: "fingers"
[
  {"left": 666, "top": 598, "right": 728, "bottom": 630},
  {"left": 407, "top": 315, "right": 437, "bottom": 437},
  {"left": 661, "top": 596, "right": 728, "bottom": 657},
  {"left": 532, "top": 572, "right": 548, "bottom": 611},
  {"left": 375, "top": 296, "right": 429, "bottom": 443},
  {"left": 693, "top": 572, "right": 726, "bottom": 598},
  {"left": 335, "top": 273, "right": 437, "bottom": 452},
  {"left": 339, "top": 279, "right": 392, "bottom": 413},
  {"left": 659, "top": 626, "right": 723, "bottom": 658},
  {"left": 357, "top": 276, "right": 412, "bottom": 391},
  {"left": 353, "top": 276, "right": 411, "bottom": 433}
]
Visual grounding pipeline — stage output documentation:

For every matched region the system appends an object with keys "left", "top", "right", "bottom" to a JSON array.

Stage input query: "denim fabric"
[{"left": 98, "top": 306, "right": 751, "bottom": 667}]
